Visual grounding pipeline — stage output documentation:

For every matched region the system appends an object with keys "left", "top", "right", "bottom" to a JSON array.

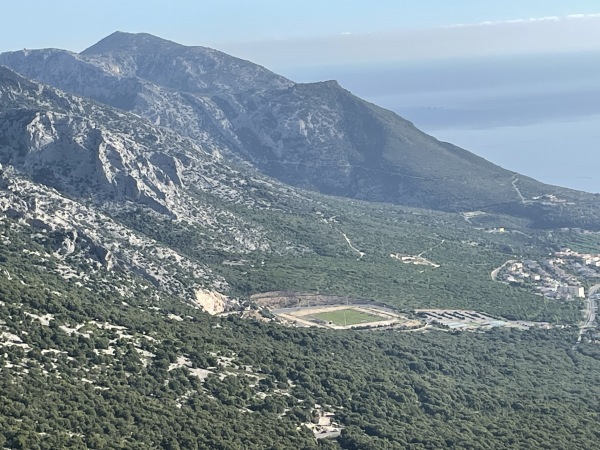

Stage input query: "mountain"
[
  {"left": 80, "top": 31, "right": 294, "bottom": 94},
  {"left": 3, "top": 32, "right": 599, "bottom": 229},
  {"left": 0, "top": 66, "right": 352, "bottom": 312},
  {"left": 0, "top": 32, "right": 292, "bottom": 151},
  {"left": 4, "top": 38, "right": 600, "bottom": 449},
  {"left": 0, "top": 65, "right": 572, "bottom": 320}
]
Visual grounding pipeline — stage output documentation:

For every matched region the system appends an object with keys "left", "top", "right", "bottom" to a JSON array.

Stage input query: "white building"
[{"left": 558, "top": 286, "right": 585, "bottom": 298}]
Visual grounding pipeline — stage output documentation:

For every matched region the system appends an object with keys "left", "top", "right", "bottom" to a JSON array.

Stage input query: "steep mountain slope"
[
  {"left": 0, "top": 32, "right": 292, "bottom": 149},
  {"left": 3, "top": 32, "right": 599, "bottom": 229},
  {"left": 234, "top": 81, "right": 600, "bottom": 228},
  {"left": 0, "top": 66, "right": 306, "bottom": 308},
  {"left": 228, "top": 80, "right": 518, "bottom": 207}
]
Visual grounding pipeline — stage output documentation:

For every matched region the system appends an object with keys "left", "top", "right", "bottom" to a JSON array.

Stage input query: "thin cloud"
[
  {"left": 446, "top": 13, "right": 600, "bottom": 28},
  {"left": 447, "top": 16, "right": 561, "bottom": 28},
  {"left": 566, "top": 13, "right": 600, "bottom": 19},
  {"left": 219, "top": 14, "right": 600, "bottom": 70}
]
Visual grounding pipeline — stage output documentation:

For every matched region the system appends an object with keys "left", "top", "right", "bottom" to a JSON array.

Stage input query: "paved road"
[
  {"left": 511, "top": 175, "right": 536, "bottom": 204},
  {"left": 511, "top": 176, "right": 527, "bottom": 203},
  {"left": 490, "top": 260, "right": 516, "bottom": 281},
  {"left": 578, "top": 283, "right": 600, "bottom": 342}
]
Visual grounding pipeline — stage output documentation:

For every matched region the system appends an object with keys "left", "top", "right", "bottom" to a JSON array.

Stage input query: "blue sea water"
[
  {"left": 284, "top": 52, "right": 600, "bottom": 193},
  {"left": 426, "top": 116, "right": 600, "bottom": 194}
]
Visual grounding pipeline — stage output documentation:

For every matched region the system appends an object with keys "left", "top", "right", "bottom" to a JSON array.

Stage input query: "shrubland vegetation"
[
  {"left": 113, "top": 190, "right": 582, "bottom": 323},
  {"left": 551, "top": 229, "right": 600, "bottom": 254},
  {"left": 2, "top": 216, "right": 600, "bottom": 448}
]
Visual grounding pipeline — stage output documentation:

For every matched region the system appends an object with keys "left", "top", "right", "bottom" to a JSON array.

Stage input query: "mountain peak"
[
  {"left": 4, "top": 34, "right": 599, "bottom": 229},
  {"left": 77, "top": 31, "right": 294, "bottom": 95},
  {"left": 81, "top": 31, "right": 183, "bottom": 56},
  {"left": 320, "top": 80, "right": 340, "bottom": 87}
]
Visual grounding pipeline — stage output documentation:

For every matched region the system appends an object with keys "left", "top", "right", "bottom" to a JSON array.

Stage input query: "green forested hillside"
[
  {"left": 112, "top": 195, "right": 582, "bottom": 324},
  {"left": 2, "top": 217, "right": 600, "bottom": 449}
]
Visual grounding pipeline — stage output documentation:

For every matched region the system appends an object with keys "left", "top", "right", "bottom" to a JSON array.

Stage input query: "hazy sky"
[
  {"left": 225, "top": 15, "right": 600, "bottom": 71},
  {"left": 1, "top": 0, "right": 600, "bottom": 60}
]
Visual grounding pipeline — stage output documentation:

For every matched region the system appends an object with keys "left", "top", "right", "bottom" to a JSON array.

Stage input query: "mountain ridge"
[
  {"left": 81, "top": 31, "right": 295, "bottom": 95},
  {"left": 1, "top": 32, "right": 600, "bottom": 229}
]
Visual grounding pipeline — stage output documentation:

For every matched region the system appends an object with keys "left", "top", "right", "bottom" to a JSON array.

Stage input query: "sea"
[{"left": 284, "top": 52, "right": 600, "bottom": 193}]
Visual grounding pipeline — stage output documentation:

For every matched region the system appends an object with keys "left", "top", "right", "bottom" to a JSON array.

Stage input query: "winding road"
[
  {"left": 511, "top": 175, "right": 530, "bottom": 204},
  {"left": 339, "top": 230, "right": 365, "bottom": 260},
  {"left": 490, "top": 260, "right": 516, "bottom": 281}
]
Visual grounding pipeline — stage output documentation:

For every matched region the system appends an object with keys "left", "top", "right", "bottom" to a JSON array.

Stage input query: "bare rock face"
[
  {"left": 0, "top": 70, "right": 229, "bottom": 302},
  {"left": 0, "top": 32, "right": 293, "bottom": 155},
  {"left": 0, "top": 68, "right": 259, "bottom": 223},
  {"left": 80, "top": 32, "right": 294, "bottom": 94},
  {"left": 85, "top": 236, "right": 115, "bottom": 270},
  {"left": 0, "top": 166, "right": 231, "bottom": 303},
  {"left": 0, "top": 108, "right": 182, "bottom": 216},
  {"left": 193, "top": 289, "right": 231, "bottom": 315},
  {"left": 59, "top": 230, "right": 78, "bottom": 256}
]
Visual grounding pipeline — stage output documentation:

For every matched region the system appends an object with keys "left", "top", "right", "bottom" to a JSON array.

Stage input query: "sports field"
[
  {"left": 272, "top": 304, "right": 417, "bottom": 329},
  {"left": 310, "top": 309, "right": 384, "bottom": 326}
]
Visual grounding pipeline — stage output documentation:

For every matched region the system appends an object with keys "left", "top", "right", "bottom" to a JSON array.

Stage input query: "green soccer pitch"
[{"left": 309, "top": 309, "right": 385, "bottom": 327}]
